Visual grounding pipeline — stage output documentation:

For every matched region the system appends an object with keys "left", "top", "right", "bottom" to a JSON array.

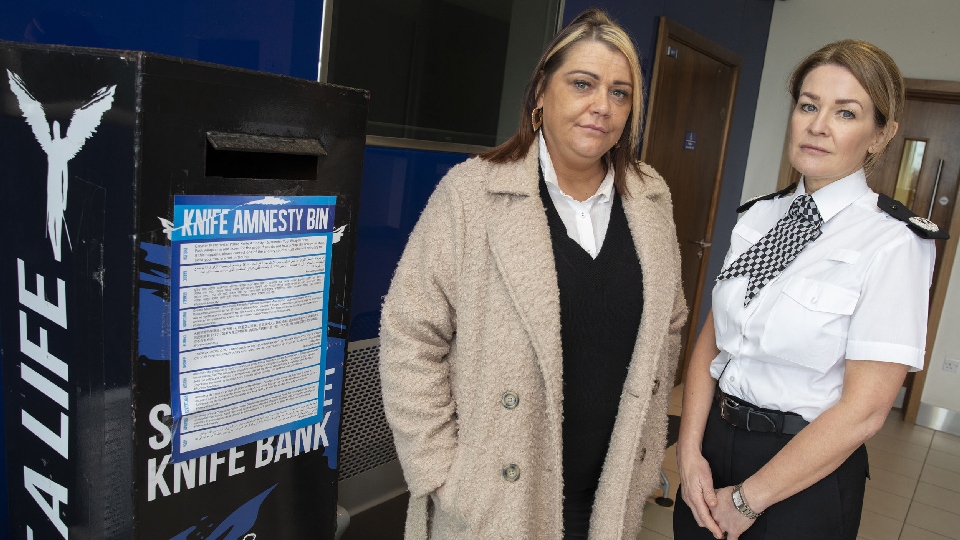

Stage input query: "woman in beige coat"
[{"left": 379, "top": 9, "right": 687, "bottom": 539}]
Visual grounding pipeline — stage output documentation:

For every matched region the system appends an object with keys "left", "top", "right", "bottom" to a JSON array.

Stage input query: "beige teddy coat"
[{"left": 379, "top": 143, "right": 687, "bottom": 539}]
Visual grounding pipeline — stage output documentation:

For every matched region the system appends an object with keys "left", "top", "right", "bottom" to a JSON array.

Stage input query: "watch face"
[{"left": 733, "top": 490, "right": 744, "bottom": 507}]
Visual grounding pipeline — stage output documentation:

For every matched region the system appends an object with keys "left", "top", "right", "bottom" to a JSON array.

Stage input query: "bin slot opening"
[{"left": 205, "top": 132, "right": 324, "bottom": 180}]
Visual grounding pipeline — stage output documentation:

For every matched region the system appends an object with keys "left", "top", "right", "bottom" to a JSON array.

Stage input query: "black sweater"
[{"left": 539, "top": 179, "right": 645, "bottom": 530}]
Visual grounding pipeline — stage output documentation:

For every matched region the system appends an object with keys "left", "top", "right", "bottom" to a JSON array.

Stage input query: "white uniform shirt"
[
  {"left": 538, "top": 133, "right": 614, "bottom": 258},
  {"left": 709, "top": 169, "right": 935, "bottom": 421}
]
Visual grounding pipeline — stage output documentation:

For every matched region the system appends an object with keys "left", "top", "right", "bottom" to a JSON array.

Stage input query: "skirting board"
[{"left": 915, "top": 402, "right": 960, "bottom": 437}]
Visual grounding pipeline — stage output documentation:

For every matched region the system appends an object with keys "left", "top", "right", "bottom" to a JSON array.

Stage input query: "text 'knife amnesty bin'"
[{"left": 168, "top": 195, "right": 336, "bottom": 462}]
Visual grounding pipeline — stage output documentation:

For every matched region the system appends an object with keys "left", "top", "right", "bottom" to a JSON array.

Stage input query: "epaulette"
[
  {"left": 736, "top": 182, "right": 797, "bottom": 213},
  {"left": 877, "top": 194, "right": 949, "bottom": 240}
]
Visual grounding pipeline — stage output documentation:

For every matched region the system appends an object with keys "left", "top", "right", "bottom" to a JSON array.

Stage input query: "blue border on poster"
[{"left": 169, "top": 194, "right": 337, "bottom": 462}]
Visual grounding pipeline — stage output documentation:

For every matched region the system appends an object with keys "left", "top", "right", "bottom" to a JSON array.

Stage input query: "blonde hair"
[
  {"left": 480, "top": 9, "right": 646, "bottom": 194},
  {"left": 789, "top": 39, "right": 904, "bottom": 174}
]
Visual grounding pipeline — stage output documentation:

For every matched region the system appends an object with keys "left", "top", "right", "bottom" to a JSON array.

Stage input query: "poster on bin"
[{"left": 169, "top": 194, "right": 337, "bottom": 462}]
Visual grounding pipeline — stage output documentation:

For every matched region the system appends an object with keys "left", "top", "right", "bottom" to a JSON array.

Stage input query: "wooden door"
[
  {"left": 641, "top": 18, "right": 741, "bottom": 384},
  {"left": 872, "top": 86, "right": 960, "bottom": 290},
  {"left": 872, "top": 80, "right": 960, "bottom": 422}
]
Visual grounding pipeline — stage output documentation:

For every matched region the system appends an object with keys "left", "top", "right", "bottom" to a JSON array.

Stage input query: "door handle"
[
  {"left": 689, "top": 239, "right": 712, "bottom": 259},
  {"left": 928, "top": 159, "right": 944, "bottom": 220}
]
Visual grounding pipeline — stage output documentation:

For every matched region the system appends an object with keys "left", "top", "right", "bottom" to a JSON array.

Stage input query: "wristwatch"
[{"left": 732, "top": 482, "right": 762, "bottom": 519}]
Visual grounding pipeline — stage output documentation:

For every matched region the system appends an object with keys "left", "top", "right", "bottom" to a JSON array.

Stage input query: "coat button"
[
  {"left": 501, "top": 391, "right": 519, "bottom": 409},
  {"left": 502, "top": 464, "right": 521, "bottom": 482},
  {"left": 651, "top": 379, "right": 661, "bottom": 395},
  {"left": 639, "top": 447, "right": 647, "bottom": 462}
]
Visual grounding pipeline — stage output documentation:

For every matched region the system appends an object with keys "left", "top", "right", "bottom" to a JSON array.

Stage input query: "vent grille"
[{"left": 338, "top": 339, "right": 398, "bottom": 481}]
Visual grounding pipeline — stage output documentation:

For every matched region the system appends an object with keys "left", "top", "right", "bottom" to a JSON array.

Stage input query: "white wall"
[{"left": 745, "top": 0, "right": 960, "bottom": 412}]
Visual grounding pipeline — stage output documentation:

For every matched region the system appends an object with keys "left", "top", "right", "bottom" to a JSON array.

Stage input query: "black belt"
[{"left": 717, "top": 390, "right": 809, "bottom": 435}]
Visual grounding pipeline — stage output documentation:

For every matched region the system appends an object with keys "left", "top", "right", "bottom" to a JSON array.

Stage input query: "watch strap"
[{"left": 732, "top": 482, "right": 762, "bottom": 519}]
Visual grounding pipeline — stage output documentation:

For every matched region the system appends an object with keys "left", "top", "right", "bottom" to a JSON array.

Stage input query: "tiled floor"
[{"left": 639, "top": 385, "right": 960, "bottom": 540}]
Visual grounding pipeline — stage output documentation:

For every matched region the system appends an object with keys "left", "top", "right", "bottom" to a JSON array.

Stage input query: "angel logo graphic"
[
  {"left": 168, "top": 484, "right": 275, "bottom": 540},
  {"left": 6, "top": 69, "right": 116, "bottom": 262}
]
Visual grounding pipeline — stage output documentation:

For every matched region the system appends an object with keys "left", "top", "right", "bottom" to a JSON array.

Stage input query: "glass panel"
[
  {"left": 349, "top": 145, "right": 471, "bottom": 340},
  {"left": 327, "top": 0, "right": 561, "bottom": 147},
  {"left": 894, "top": 139, "right": 927, "bottom": 207}
]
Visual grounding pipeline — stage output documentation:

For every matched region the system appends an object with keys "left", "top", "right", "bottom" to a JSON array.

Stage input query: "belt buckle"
[
  {"left": 721, "top": 394, "right": 776, "bottom": 433},
  {"left": 720, "top": 396, "right": 739, "bottom": 422},
  {"left": 722, "top": 396, "right": 739, "bottom": 413}
]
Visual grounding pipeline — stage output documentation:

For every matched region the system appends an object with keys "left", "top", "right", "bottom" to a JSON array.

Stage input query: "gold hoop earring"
[{"left": 531, "top": 107, "right": 543, "bottom": 131}]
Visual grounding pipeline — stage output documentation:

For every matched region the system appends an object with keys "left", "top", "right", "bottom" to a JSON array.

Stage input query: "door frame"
[
  {"left": 900, "top": 79, "right": 960, "bottom": 423},
  {"left": 641, "top": 18, "right": 741, "bottom": 384},
  {"left": 776, "top": 78, "right": 960, "bottom": 423}
]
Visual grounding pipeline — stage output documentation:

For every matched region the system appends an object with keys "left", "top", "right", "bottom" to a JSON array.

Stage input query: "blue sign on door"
[{"left": 684, "top": 131, "right": 697, "bottom": 150}]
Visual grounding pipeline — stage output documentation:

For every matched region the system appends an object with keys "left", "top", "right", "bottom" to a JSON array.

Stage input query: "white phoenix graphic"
[{"left": 7, "top": 69, "right": 116, "bottom": 262}]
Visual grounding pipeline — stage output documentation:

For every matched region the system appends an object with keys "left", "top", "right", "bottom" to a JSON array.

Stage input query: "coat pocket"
[
  {"left": 760, "top": 276, "right": 860, "bottom": 372},
  {"left": 433, "top": 442, "right": 497, "bottom": 534},
  {"left": 434, "top": 444, "right": 470, "bottom": 526}
]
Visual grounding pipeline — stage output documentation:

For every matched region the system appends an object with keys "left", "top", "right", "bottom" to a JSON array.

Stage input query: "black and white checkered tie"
[{"left": 718, "top": 194, "right": 823, "bottom": 306}]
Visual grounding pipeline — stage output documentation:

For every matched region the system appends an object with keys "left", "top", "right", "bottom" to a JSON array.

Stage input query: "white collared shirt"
[
  {"left": 709, "top": 169, "right": 935, "bottom": 421},
  {"left": 538, "top": 133, "right": 615, "bottom": 259}
]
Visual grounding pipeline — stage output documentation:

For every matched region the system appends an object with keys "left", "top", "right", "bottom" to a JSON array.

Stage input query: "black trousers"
[{"left": 673, "top": 399, "right": 869, "bottom": 540}]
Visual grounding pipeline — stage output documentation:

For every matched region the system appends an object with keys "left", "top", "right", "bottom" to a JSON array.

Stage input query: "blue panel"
[
  {"left": 348, "top": 146, "right": 472, "bottom": 341},
  {"left": 663, "top": 0, "right": 748, "bottom": 52},
  {"left": 0, "top": 0, "right": 323, "bottom": 80},
  {"left": 0, "top": 331, "right": 5, "bottom": 533}
]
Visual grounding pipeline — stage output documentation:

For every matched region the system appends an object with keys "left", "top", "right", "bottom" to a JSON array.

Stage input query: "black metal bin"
[{"left": 0, "top": 41, "right": 368, "bottom": 540}]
